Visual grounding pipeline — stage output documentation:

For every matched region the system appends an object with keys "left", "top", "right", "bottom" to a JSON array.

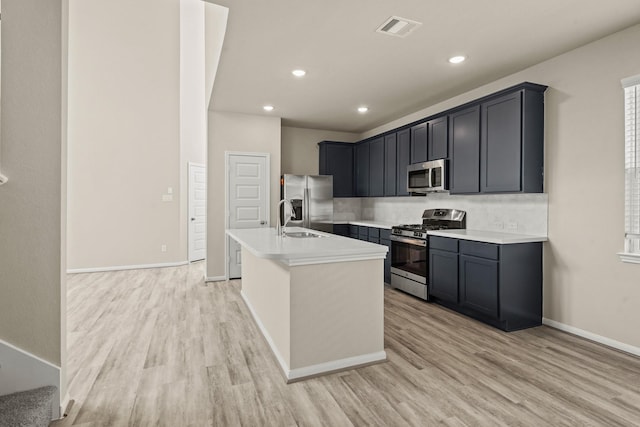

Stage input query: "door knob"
[
  {"left": 191, "top": 218, "right": 196, "bottom": 221},
  {"left": 260, "top": 221, "right": 267, "bottom": 225}
]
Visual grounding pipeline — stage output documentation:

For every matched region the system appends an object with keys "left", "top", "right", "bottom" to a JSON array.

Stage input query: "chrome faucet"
[{"left": 277, "top": 199, "right": 295, "bottom": 236}]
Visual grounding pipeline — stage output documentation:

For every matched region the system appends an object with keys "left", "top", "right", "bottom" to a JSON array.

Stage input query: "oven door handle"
[{"left": 391, "top": 235, "right": 427, "bottom": 247}]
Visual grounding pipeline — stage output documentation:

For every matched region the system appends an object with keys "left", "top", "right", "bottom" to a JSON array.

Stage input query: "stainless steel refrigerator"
[{"left": 281, "top": 175, "right": 333, "bottom": 233}]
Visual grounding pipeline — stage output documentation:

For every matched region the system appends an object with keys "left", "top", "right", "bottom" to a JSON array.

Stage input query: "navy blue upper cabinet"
[
  {"left": 396, "top": 129, "right": 411, "bottom": 196},
  {"left": 481, "top": 89, "right": 544, "bottom": 193},
  {"left": 369, "top": 137, "right": 385, "bottom": 197},
  {"left": 326, "top": 82, "right": 546, "bottom": 198},
  {"left": 410, "top": 122, "right": 428, "bottom": 164},
  {"left": 318, "top": 141, "right": 354, "bottom": 197},
  {"left": 449, "top": 106, "right": 481, "bottom": 194},
  {"left": 384, "top": 133, "right": 397, "bottom": 196},
  {"left": 355, "top": 142, "right": 370, "bottom": 197},
  {"left": 428, "top": 116, "right": 448, "bottom": 160}
]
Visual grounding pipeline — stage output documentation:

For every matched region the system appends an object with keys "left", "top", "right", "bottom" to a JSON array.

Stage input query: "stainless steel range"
[{"left": 390, "top": 209, "right": 466, "bottom": 300}]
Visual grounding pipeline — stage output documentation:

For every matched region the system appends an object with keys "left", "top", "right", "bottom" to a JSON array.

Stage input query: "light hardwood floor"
[{"left": 54, "top": 262, "right": 640, "bottom": 426}]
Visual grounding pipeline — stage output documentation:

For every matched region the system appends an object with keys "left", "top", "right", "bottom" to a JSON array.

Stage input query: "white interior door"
[
  {"left": 226, "top": 152, "right": 270, "bottom": 279},
  {"left": 188, "top": 163, "right": 207, "bottom": 262}
]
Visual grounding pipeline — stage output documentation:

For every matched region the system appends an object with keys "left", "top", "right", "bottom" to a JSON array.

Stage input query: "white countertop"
[
  {"left": 226, "top": 227, "right": 388, "bottom": 266},
  {"left": 427, "top": 229, "right": 548, "bottom": 244}
]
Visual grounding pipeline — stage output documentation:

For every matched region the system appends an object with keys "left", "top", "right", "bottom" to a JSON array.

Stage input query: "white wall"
[
  {"left": 281, "top": 126, "right": 358, "bottom": 175},
  {"left": 67, "top": 0, "right": 182, "bottom": 270},
  {"left": 0, "top": 0, "right": 66, "bottom": 401},
  {"left": 179, "top": 0, "right": 207, "bottom": 259},
  {"left": 206, "top": 111, "right": 281, "bottom": 279},
  {"left": 204, "top": 3, "right": 228, "bottom": 111},
  {"left": 359, "top": 24, "right": 640, "bottom": 349}
]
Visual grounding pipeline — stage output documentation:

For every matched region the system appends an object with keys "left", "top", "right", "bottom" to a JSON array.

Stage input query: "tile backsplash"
[{"left": 334, "top": 193, "right": 548, "bottom": 235}]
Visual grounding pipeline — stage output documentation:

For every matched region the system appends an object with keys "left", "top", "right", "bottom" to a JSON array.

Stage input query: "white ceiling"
[{"left": 209, "top": 0, "right": 640, "bottom": 133}]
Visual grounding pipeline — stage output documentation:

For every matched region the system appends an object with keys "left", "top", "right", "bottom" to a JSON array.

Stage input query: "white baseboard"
[
  {"left": 57, "top": 391, "right": 72, "bottom": 420},
  {"left": 205, "top": 275, "right": 227, "bottom": 282},
  {"left": 0, "top": 338, "right": 61, "bottom": 419},
  {"left": 287, "top": 351, "right": 387, "bottom": 382},
  {"left": 240, "top": 290, "right": 387, "bottom": 382},
  {"left": 67, "top": 261, "right": 188, "bottom": 274},
  {"left": 543, "top": 318, "right": 640, "bottom": 357}
]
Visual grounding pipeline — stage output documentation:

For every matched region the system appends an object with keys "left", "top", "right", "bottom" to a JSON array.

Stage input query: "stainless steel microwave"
[{"left": 407, "top": 159, "right": 448, "bottom": 193}]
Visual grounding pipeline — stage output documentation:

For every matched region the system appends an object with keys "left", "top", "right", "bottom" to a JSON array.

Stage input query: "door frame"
[
  {"left": 224, "top": 151, "right": 271, "bottom": 280},
  {"left": 188, "top": 162, "right": 206, "bottom": 263}
]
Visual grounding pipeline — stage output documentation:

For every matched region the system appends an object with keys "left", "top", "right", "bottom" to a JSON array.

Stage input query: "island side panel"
[
  {"left": 289, "top": 259, "right": 385, "bottom": 370},
  {"left": 240, "top": 247, "right": 291, "bottom": 370}
]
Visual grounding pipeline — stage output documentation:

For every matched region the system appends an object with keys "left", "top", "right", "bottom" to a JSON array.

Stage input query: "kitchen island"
[{"left": 225, "top": 227, "right": 388, "bottom": 382}]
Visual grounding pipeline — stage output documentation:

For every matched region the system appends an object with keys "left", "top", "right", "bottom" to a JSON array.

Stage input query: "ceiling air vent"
[{"left": 376, "top": 16, "right": 422, "bottom": 38}]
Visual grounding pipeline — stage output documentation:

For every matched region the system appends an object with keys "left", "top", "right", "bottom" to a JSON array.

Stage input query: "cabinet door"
[
  {"left": 369, "top": 137, "right": 384, "bottom": 197},
  {"left": 333, "top": 224, "right": 350, "bottom": 237},
  {"left": 449, "top": 106, "right": 480, "bottom": 194},
  {"left": 358, "top": 226, "right": 368, "bottom": 241},
  {"left": 318, "top": 142, "right": 354, "bottom": 197},
  {"left": 429, "top": 249, "right": 458, "bottom": 303},
  {"left": 355, "top": 142, "right": 370, "bottom": 197},
  {"left": 428, "top": 116, "right": 448, "bottom": 160},
  {"left": 396, "top": 129, "right": 411, "bottom": 196},
  {"left": 459, "top": 255, "right": 499, "bottom": 318},
  {"left": 481, "top": 91, "right": 522, "bottom": 192},
  {"left": 410, "top": 122, "right": 428, "bottom": 164},
  {"left": 384, "top": 133, "right": 397, "bottom": 196}
]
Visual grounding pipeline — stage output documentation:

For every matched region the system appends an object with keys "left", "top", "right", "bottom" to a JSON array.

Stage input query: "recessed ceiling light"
[
  {"left": 292, "top": 69, "right": 306, "bottom": 77},
  {"left": 263, "top": 105, "right": 274, "bottom": 112},
  {"left": 449, "top": 55, "right": 466, "bottom": 64},
  {"left": 358, "top": 106, "right": 369, "bottom": 113}
]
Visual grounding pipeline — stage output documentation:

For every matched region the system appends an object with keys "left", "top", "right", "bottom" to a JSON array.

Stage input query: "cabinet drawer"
[
  {"left": 349, "top": 225, "right": 358, "bottom": 237},
  {"left": 368, "top": 236, "right": 379, "bottom": 244},
  {"left": 459, "top": 240, "right": 499, "bottom": 260},
  {"left": 380, "top": 229, "right": 391, "bottom": 240},
  {"left": 368, "top": 227, "right": 380, "bottom": 239},
  {"left": 430, "top": 236, "right": 458, "bottom": 253},
  {"left": 358, "top": 226, "right": 368, "bottom": 237}
]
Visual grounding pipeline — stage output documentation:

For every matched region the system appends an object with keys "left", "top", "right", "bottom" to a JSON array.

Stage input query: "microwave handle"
[{"left": 427, "top": 167, "right": 433, "bottom": 188}]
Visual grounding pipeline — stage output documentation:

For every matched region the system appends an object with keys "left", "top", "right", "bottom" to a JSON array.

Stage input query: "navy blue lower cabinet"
[
  {"left": 459, "top": 255, "right": 499, "bottom": 318},
  {"left": 333, "top": 224, "right": 350, "bottom": 237},
  {"left": 358, "top": 226, "right": 368, "bottom": 241},
  {"left": 429, "top": 237, "right": 542, "bottom": 332},
  {"left": 429, "top": 249, "right": 459, "bottom": 303}
]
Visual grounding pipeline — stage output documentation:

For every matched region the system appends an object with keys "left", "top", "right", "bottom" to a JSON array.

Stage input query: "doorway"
[
  {"left": 225, "top": 152, "right": 270, "bottom": 279},
  {"left": 188, "top": 163, "right": 207, "bottom": 262}
]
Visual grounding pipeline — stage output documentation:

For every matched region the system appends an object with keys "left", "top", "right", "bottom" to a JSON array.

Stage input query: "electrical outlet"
[
  {"left": 161, "top": 245, "right": 167, "bottom": 252},
  {"left": 162, "top": 194, "right": 173, "bottom": 202},
  {"left": 506, "top": 222, "right": 518, "bottom": 231},
  {"left": 492, "top": 221, "right": 504, "bottom": 230}
]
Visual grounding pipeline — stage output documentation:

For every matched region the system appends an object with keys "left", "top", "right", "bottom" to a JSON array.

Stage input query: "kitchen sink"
[{"left": 284, "top": 231, "right": 322, "bottom": 238}]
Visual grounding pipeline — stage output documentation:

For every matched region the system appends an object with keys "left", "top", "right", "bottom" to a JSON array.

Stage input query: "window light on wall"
[{"left": 620, "top": 74, "right": 640, "bottom": 263}]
